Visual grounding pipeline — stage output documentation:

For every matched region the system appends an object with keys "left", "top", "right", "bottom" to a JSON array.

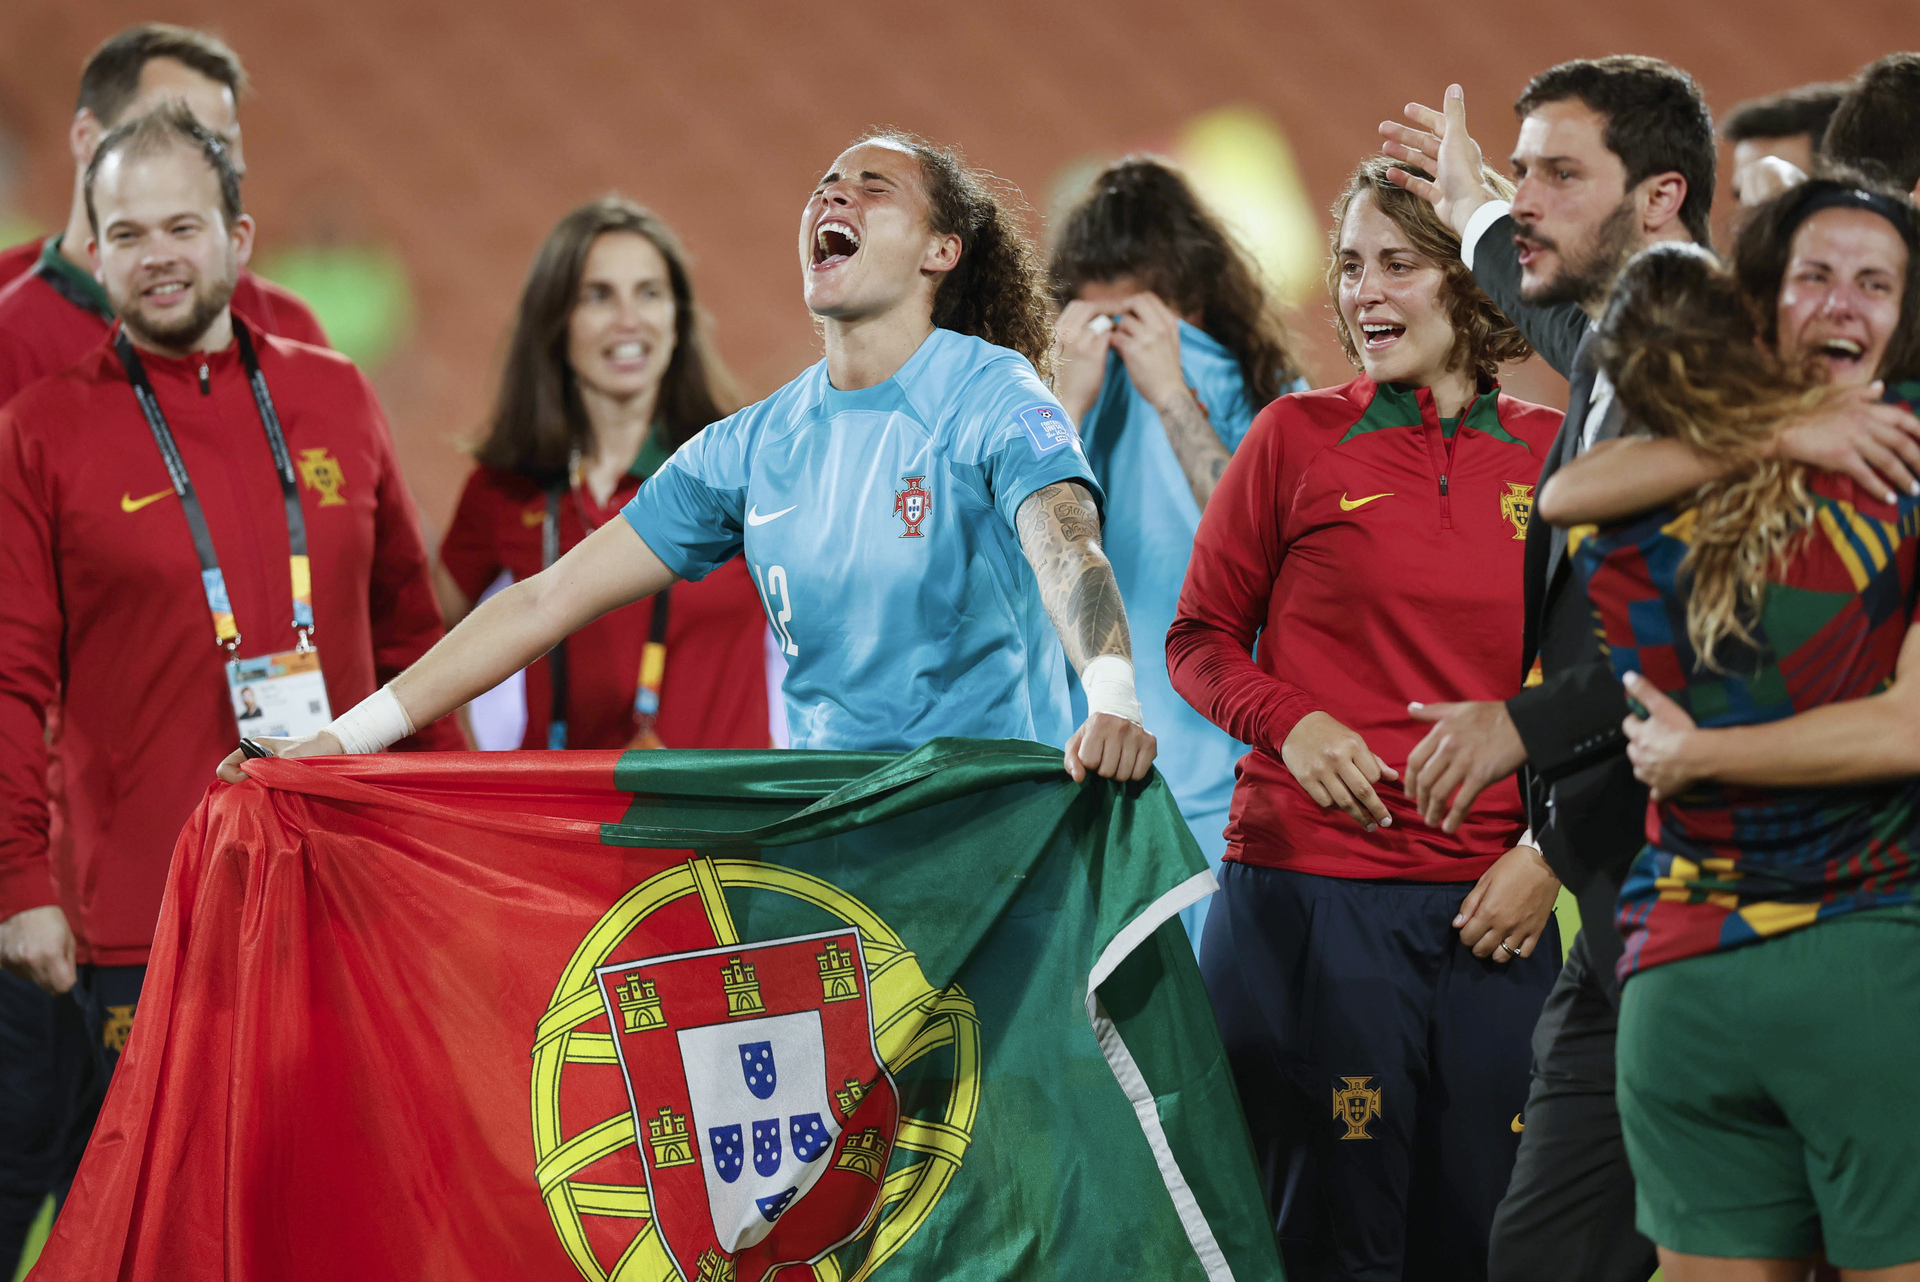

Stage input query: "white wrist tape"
[
  {"left": 1081, "top": 655, "right": 1143, "bottom": 726},
  {"left": 1518, "top": 828, "right": 1538, "bottom": 850},
  {"left": 325, "top": 685, "right": 415, "bottom": 755}
]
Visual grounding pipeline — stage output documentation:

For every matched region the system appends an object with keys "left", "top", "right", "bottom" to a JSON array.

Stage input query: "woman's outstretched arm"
[
  {"left": 217, "top": 519, "right": 678, "bottom": 779},
  {"left": 1538, "top": 387, "right": 1920, "bottom": 528}
]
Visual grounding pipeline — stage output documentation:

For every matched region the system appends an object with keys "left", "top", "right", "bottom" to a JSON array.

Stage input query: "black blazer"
[{"left": 1471, "top": 215, "right": 1647, "bottom": 946}]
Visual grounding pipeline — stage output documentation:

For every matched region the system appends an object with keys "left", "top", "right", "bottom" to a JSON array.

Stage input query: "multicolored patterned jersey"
[{"left": 1573, "top": 392, "right": 1920, "bottom": 976}]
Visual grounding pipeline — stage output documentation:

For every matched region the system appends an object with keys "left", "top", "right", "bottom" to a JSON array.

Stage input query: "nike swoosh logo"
[
  {"left": 1339, "top": 491, "right": 1394, "bottom": 511},
  {"left": 120, "top": 488, "right": 174, "bottom": 513},
  {"left": 1511, "top": 1114, "right": 1525, "bottom": 1133},
  {"left": 747, "top": 504, "right": 796, "bottom": 527}
]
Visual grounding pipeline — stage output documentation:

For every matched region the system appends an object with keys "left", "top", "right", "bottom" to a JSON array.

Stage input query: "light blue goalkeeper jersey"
[{"left": 623, "top": 328, "right": 1100, "bottom": 752}]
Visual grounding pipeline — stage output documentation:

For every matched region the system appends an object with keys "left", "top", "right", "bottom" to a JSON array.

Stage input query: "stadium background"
[{"left": 0, "top": 1, "right": 1910, "bottom": 1276}]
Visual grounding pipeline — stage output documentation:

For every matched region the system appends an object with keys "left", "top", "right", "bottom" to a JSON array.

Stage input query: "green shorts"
[{"left": 1617, "top": 904, "right": 1920, "bottom": 1268}]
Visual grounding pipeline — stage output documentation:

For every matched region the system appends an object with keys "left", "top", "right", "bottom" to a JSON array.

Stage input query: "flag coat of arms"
[{"left": 33, "top": 740, "right": 1283, "bottom": 1281}]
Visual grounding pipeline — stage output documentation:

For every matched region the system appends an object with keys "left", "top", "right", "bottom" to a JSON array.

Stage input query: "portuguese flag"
[{"left": 34, "top": 741, "right": 1283, "bottom": 1281}]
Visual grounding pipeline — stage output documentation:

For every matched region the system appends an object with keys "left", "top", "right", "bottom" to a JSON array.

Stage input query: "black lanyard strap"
[{"left": 114, "top": 325, "right": 315, "bottom": 653}]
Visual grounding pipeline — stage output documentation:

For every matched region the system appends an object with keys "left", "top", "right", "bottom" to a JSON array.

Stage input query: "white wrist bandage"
[
  {"left": 325, "top": 686, "right": 415, "bottom": 755},
  {"left": 1081, "top": 655, "right": 1143, "bottom": 726}
]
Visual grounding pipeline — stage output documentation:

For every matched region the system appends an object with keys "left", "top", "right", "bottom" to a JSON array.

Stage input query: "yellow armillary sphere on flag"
[{"left": 531, "top": 854, "right": 981, "bottom": 1282}]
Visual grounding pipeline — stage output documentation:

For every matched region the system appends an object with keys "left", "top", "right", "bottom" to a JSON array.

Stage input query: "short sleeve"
[
  {"left": 953, "top": 357, "right": 1102, "bottom": 530},
  {"left": 621, "top": 411, "right": 752, "bottom": 581}
]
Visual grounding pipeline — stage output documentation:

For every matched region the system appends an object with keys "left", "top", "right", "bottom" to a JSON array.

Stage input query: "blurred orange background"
[{"left": 0, "top": 0, "right": 1910, "bottom": 535}]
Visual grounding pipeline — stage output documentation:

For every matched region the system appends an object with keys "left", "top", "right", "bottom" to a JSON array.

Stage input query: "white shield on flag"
[{"left": 678, "top": 1010, "right": 842, "bottom": 1252}]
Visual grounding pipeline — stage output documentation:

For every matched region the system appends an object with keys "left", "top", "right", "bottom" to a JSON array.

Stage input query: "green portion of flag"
[{"left": 586, "top": 739, "right": 1284, "bottom": 1280}]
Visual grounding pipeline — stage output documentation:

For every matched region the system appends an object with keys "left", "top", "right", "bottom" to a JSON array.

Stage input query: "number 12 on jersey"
[{"left": 754, "top": 563, "right": 799, "bottom": 657}]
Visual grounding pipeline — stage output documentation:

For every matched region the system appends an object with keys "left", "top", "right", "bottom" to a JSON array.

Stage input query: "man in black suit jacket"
[{"left": 1381, "top": 58, "right": 1714, "bottom": 1282}]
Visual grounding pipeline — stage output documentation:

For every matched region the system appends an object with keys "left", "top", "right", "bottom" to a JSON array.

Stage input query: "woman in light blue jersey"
[
  {"left": 224, "top": 134, "right": 1156, "bottom": 783},
  {"left": 1049, "top": 156, "right": 1303, "bottom": 948}
]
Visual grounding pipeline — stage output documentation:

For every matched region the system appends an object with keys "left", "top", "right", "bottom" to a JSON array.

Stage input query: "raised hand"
[
  {"left": 1109, "top": 293, "right": 1189, "bottom": 412},
  {"left": 1052, "top": 299, "right": 1115, "bottom": 426},
  {"left": 1378, "top": 84, "right": 1500, "bottom": 236}
]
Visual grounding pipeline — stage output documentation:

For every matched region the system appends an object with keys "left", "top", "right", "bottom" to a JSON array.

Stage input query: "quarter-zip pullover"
[
  {"left": 1167, "top": 376, "right": 1562, "bottom": 880},
  {"left": 0, "top": 319, "right": 459, "bottom": 964}
]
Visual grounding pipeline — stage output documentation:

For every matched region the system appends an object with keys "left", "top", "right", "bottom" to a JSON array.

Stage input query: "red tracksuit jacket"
[
  {"left": 1167, "top": 375, "right": 1562, "bottom": 881},
  {"left": 439, "top": 465, "right": 772, "bottom": 750},
  {"left": 0, "top": 319, "right": 459, "bottom": 964}
]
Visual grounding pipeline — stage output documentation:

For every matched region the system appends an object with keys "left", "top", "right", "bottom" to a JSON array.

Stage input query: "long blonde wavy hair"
[{"left": 1597, "top": 243, "right": 1832, "bottom": 667}]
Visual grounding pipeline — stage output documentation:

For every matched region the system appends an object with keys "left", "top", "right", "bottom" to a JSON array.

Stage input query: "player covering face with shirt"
[{"left": 223, "top": 134, "right": 1156, "bottom": 781}]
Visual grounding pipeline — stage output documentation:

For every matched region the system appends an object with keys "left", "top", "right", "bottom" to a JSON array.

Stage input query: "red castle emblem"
[
  {"left": 892, "top": 476, "right": 931, "bottom": 538},
  {"left": 596, "top": 929, "right": 899, "bottom": 1282}
]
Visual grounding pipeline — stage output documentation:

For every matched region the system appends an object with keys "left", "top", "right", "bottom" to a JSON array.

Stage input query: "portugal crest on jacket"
[
  {"left": 892, "top": 476, "right": 931, "bottom": 538},
  {"left": 1500, "top": 482, "right": 1534, "bottom": 540},
  {"left": 596, "top": 929, "right": 900, "bottom": 1280}
]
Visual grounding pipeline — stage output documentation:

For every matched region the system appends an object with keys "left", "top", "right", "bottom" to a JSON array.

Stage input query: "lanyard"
[
  {"left": 540, "top": 465, "right": 671, "bottom": 750},
  {"left": 114, "top": 325, "right": 315, "bottom": 655}
]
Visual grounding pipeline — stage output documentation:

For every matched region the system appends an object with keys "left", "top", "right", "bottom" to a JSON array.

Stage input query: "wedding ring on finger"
[{"left": 1496, "top": 941, "right": 1519, "bottom": 960}]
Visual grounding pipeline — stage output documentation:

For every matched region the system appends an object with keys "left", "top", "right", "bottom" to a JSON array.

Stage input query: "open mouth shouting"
[
  {"left": 1814, "top": 334, "right": 1868, "bottom": 374},
  {"left": 1360, "top": 320, "right": 1406, "bottom": 352},
  {"left": 811, "top": 217, "right": 862, "bottom": 271}
]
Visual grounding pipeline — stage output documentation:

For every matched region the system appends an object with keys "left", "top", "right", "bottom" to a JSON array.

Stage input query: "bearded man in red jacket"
[{"left": 0, "top": 106, "right": 457, "bottom": 1259}]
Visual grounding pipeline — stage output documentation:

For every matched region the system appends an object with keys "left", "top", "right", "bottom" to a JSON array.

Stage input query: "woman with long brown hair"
[
  {"left": 225, "top": 132, "right": 1154, "bottom": 785},
  {"left": 1538, "top": 180, "right": 1920, "bottom": 1279},
  {"left": 434, "top": 196, "right": 772, "bottom": 750},
  {"left": 1048, "top": 156, "right": 1302, "bottom": 950},
  {"left": 1167, "top": 156, "right": 1563, "bottom": 1277}
]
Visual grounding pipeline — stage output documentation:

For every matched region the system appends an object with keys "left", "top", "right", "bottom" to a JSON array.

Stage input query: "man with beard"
[
  {"left": 0, "top": 29, "right": 331, "bottom": 1267},
  {"left": 0, "top": 23, "right": 326, "bottom": 406},
  {"left": 0, "top": 105, "right": 457, "bottom": 1253},
  {"left": 1378, "top": 56, "right": 1920, "bottom": 1282}
]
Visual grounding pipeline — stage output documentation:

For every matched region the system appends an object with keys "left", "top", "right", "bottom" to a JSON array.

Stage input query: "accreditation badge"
[{"left": 227, "top": 648, "right": 333, "bottom": 739}]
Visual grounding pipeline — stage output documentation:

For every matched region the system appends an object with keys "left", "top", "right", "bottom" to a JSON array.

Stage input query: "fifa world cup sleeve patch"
[{"left": 1015, "top": 405, "right": 1076, "bottom": 456}]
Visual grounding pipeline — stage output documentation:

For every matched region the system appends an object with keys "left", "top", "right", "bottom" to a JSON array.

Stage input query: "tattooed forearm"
[
  {"left": 1016, "top": 481, "right": 1132, "bottom": 671},
  {"left": 1156, "top": 387, "right": 1233, "bottom": 509}
]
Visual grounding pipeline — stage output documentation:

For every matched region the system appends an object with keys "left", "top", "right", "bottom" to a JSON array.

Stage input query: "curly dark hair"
[
  {"left": 1047, "top": 156, "right": 1299, "bottom": 409},
  {"left": 1732, "top": 171, "right": 1920, "bottom": 383},
  {"left": 474, "top": 195, "right": 738, "bottom": 483},
  {"left": 852, "top": 131, "right": 1055, "bottom": 379},
  {"left": 1329, "top": 157, "right": 1531, "bottom": 384}
]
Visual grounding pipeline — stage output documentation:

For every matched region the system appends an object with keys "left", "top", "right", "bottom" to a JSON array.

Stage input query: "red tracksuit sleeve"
[
  {"left": 438, "top": 468, "right": 505, "bottom": 605},
  {"left": 0, "top": 410, "right": 61, "bottom": 916},
  {"left": 358, "top": 377, "right": 464, "bottom": 752},
  {"left": 1166, "top": 400, "right": 1322, "bottom": 756}
]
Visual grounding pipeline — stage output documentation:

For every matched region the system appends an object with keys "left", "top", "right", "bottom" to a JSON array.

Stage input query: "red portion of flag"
[{"left": 32, "top": 752, "right": 722, "bottom": 1281}]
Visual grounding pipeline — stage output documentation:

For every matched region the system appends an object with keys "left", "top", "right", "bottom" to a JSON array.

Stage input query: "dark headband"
[{"left": 1781, "top": 186, "right": 1920, "bottom": 252}]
